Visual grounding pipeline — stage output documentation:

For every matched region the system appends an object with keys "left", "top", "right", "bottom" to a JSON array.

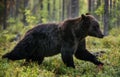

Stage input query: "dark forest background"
[
  {"left": 0, "top": 0, "right": 120, "bottom": 35},
  {"left": 1, "top": 0, "right": 120, "bottom": 77}
]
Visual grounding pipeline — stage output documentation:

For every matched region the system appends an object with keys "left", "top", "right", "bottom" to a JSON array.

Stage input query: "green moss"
[{"left": 0, "top": 27, "right": 120, "bottom": 77}]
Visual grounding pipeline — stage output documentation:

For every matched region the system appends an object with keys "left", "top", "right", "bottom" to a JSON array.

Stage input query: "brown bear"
[{"left": 2, "top": 14, "right": 104, "bottom": 68}]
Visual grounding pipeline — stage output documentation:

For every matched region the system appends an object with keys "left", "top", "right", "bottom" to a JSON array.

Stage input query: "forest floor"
[{"left": 0, "top": 25, "right": 120, "bottom": 77}]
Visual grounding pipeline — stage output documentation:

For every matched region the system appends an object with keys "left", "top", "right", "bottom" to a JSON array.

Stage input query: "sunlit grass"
[{"left": 0, "top": 27, "right": 120, "bottom": 77}]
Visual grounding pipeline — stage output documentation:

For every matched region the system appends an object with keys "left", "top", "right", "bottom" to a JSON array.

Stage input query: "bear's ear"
[
  {"left": 81, "top": 14, "right": 89, "bottom": 20},
  {"left": 86, "top": 13, "right": 90, "bottom": 15},
  {"left": 81, "top": 14, "right": 86, "bottom": 19}
]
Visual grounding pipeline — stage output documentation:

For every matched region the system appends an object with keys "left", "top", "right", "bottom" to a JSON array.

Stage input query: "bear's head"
[
  {"left": 80, "top": 13, "right": 104, "bottom": 38},
  {"left": 59, "top": 13, "right": 104, "bottom": 40}
]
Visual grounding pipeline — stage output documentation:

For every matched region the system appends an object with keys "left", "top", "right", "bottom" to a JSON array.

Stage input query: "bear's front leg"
[
  {"left": 74, "top": 39, "right": 103, "bottom": 66},
  {"left": 61, "top": 42, "right": 75, "bottom": 68},
  {"left": 75, "top": 49, "right": 103, "bottom": 66}
]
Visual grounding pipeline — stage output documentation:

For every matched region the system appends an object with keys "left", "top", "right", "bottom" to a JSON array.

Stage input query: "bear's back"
[
  {"left": 24, "top": 23, "right": 62, "bottom": 56},
  {"left": 25, "top": 23, "right": 59, "bottom": 36}
]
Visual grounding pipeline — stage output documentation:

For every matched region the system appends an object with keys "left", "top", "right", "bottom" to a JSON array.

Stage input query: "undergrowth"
[{"left": 0, "top": 25, "right": 120, "bottom": 77}]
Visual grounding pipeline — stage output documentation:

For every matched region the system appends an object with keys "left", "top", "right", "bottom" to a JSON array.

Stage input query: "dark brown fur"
[{"left": 2, "top": 14, "right": 104, "bottom": 68}]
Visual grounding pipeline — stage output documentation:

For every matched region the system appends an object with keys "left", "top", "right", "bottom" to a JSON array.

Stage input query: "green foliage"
[
  {"left": 25, "top": 10, "right": 37, "bottom": 25},
  {"left": 7, "top": 18, "right": 16, "bottom": 24},
  {"left": 0, "top": 25, "right": 120, "bottom": 77},
  {"left": 95, "top": 4, "right": 104, "bottom": 15},
  {"left": 1, "top": 0, "right": 120, "bottom": 76},
  {"left": 79, "top": 0, "right": 88, "bottom": 15}
]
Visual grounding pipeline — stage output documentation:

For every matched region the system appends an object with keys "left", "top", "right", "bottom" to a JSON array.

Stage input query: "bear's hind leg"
[
  {"left": 37, "top": 57, "right": 44, "bottom": 65},
  {"left": 31, "top": 55, "right": 44, "bottom": 65}
]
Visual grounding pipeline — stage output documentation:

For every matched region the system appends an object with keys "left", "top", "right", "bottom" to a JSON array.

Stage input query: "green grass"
[{"left": 0, "top": 26, "right": 120, "bottom": 77}]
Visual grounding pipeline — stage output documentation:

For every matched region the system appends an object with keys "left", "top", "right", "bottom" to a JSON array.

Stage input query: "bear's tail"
[
  {"left": 2, "top": 49, "right": 27, "bottom": 60},
  {"left": 2, "top": 40, "right": 29, "bottom": 60},
  {"left": 2, "top": 34, "right": 35, "bottom": 60}
]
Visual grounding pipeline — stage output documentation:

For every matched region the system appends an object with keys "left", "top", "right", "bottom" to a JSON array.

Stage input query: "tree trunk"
[
  {"left": 109, "top": 0, "right": 112, "bottom": 13},
  {"left": 96, "top": 0, "right": 101, "bottom": 10},
  {"left": 88, "top": 0, "right": 91, "bottom": 12},
  {"left": 3, "top": 0, "right": 7, "bottom": 29},
  {"left": 71, "top": 0, "right": 79, "bottom": 18},
  {"left": 10, "top": 0, "right": 15, "bottom": 17},
  {"left": 39, "top": 0, "right": 43, "bottom": 23},
  {"left": 23, "top": 0, "right": 28, "bottom": 26},
  {"left": 95, "top": 0, "right": 101, "bottom": 19},
  {"left": 59, "top": 0, "right": 62, "bottom": 21},
  {"left": 62, "top": 0, "right": 65, "bottom": 20},
  {"left": 117, "top": 1, "right": 120, "bottom": 27},
  {"left": 113, "top": 0, "right": 116, "bottom": 26},
  {"left": 47, "top": 0, "right": 50, "bottom": 21},
  {"left": 104, "top": 0, "right": 109, "bottom": 36},
  {"left": 91, "top": 0, "right": 94, "bottom": 13},
  {"left": 15, "top": 0, "right": 20, "bottom": 18},
  {"left": 66, "top": 0, "right": 71, "bottom": 18},
  {"left": 32, "top": 1, "right": 38, "bottom": 15},
  {"left": 52, "top": 0, "right": 56, "bottom": 21},
  {"left": 109, "top": 0, "right": 112, "bottom": 20}
]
